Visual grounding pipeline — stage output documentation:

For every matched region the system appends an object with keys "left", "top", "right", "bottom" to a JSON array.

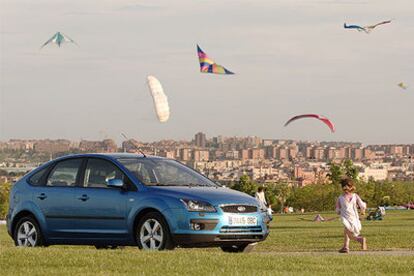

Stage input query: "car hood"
[{"left": 148, "top": 186, "right": 259, "bottom": 206}]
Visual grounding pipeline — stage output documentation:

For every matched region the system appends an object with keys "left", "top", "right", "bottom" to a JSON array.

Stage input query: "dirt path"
[{"left": 254, "top": 250, "right": 414, "bottom": 256}]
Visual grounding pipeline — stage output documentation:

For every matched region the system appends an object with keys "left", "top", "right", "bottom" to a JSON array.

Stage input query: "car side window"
[
  {"left": 28, "top": 167, "right": 49, "bottom": 186},
  {"left": 47, "top": 159, "right": 83, "bottom": 187},
  {"left": 84, "top": 159, "right": 126, "bottom": 188},
  {"left": 119, "top": 159, "right": 158, "bottom": 185}
]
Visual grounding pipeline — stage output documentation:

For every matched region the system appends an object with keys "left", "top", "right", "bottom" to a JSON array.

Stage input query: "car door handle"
[
  {"left": 77, "top": 194, "right": 90, "bottom": 201},
  {"left": 37, "top": 193, "right": 47, "bottom": 200}
]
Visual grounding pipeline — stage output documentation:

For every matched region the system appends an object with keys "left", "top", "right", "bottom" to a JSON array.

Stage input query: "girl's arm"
[
  {"left": 355, "top": 194, "right": 367, "bottom": 211},
  {"left": 335, "top": 197, "right": 341, "bottom": 215}
]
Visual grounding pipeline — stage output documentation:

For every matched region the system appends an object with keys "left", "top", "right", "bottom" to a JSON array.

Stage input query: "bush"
[
  {"left": 0, "top": 183, "right": 12, "bottom": 220},
  {"left": 357, "top": 180, "right": 414, "bottom": 207},
  {"left": 230, "top": 174, "right": 414, "bottom": 212},
  {"left": 285, "top": 180, "right": 414, "bottom": 212},
  {"left": 287, "top": 184, "right": 341, "bottom": 212}
]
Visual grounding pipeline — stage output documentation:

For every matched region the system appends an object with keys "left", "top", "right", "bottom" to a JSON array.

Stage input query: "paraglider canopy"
[
  {"left": 146, "top": 76, "right": 170, "bottom": 123},
  {"left": 314, "top": 214, "right": 325, "bottom": 222},
  {"left": 284, "top": 114, "right": 335, "bottom": 133}
]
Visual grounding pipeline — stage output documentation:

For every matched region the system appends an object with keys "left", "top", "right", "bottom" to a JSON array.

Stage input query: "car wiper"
[
  {"left": 154, "top": 183, "right": 197, "bottom": 187},
  {"left": 148, "top": 183, "right": 209, "bottom": 187},
  {"left": 145, "top": 182, "right": 168, "bottom": 186},
  {"left": 185, "top": 183, "right": 210, "bottom": 187}
]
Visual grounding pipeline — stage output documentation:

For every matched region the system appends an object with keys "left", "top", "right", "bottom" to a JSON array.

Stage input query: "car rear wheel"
[
  {"left": 220, "top": 243, "right": 250, "bottom": 253},
  {"left": 136, "top": 212, "right": 174, "bottom": 250},
  {"left": 13, "top": 216, "right": 43, "bottom": 247}
]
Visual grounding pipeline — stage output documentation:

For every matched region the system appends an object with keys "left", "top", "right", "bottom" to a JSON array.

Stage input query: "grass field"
[{"left": 1, "top": 210, "right": 413, "bottom": 275}]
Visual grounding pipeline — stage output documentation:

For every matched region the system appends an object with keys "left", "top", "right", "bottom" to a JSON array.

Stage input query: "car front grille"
[
  {"left": 220, "top": 226, "right": 263, "bottom": 233},
  {"left": 220, "top": 205, "right": 258, "bottom": 213}
]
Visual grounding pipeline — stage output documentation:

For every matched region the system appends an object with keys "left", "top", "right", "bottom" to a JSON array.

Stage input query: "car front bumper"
[{"left": 164, "top": 209, "right": 270, "bottom": 247}]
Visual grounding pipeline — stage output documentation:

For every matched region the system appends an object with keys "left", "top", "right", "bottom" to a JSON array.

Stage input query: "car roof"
[{"left": 52, "top": 153, "right": 164, "bottom": 162}]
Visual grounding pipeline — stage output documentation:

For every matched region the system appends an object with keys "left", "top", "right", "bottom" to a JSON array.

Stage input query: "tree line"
[
  {"left": 231, "top": 160, "right": 414, "bottom": 212},
  {"left": 1, "top": 160, "right": 413, "bottom": 219}
]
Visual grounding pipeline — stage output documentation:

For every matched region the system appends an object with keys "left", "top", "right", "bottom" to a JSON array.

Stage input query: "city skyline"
[
  {"left": 1, "top": 0, "right": 414, "bottom": 144},
  {"left": 1, "top": 131, "right": 414, "bottom": 147},
  {"left": 2, "top": 132, "right": 413, "bottom": 185}
]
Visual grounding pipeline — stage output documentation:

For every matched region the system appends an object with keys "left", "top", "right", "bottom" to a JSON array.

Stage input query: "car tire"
[
  {"left": 13, "top": 216, "right": 44, "bottom": 247},
  {"left": 220, "top": 243, "right": 250, "bottom": 253},
  {"left": 136, "top": 212, "right": 174, "bottom": 250}
]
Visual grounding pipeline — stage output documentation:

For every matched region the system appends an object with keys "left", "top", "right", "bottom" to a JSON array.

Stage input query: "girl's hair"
[
  {"left": 258, "top": 186, "right": 265, "bottom": 192},
  {"left": 341, "top": 178, "right": 356, "bottom": 193}
]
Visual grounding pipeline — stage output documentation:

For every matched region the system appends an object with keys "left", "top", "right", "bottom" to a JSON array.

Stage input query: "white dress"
[
  {"left": 336, "top": 193, "right": 366, "bottom": 237},
  {"left": 255, "top": 191, "right": 268, "bottom": 210}
]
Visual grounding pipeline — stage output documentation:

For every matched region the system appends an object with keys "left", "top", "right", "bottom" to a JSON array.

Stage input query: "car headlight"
[{"left": 180, "top": 199, "right": 216, "bottom": 212}]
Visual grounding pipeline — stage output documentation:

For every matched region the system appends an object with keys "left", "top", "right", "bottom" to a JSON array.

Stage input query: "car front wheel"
[
  {"left": 13, "top": 216, "right": 43, "bottom": 247},
  {"left": 136, "top": 212, "right": 174, "bottom": 250}
]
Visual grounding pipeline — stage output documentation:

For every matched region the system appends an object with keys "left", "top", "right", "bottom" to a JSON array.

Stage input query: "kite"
[
  {"left": 284, "top": 114, "right": 335, "bottom": 133},
  {"left": 343, "top": 23, "right": 368, "bottom": 33},
  {"left": 147, "top": 76, "right": 170, "bottom": 123},
  {"left": 398, "top": 82, "right": 408, "bottom": 90},
  {"left": 41, "top": 32, "right": 77, "bottom": 49},
  {"left": 197, "top": 44, "right": 234, "bottom": 75},
  {"left": 364, "top": 20, "right": 392, "bottom": 33}
]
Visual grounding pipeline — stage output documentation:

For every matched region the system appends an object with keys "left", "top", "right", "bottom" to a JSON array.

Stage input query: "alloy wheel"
[
  {"left": 17, "top": 221, "right": 38, "bottom": 247},
  {"left": 139, "top": 218, "right": 164, "bottom": 250}
]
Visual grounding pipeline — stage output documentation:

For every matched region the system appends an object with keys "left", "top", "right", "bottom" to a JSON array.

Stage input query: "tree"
[
  {"left": 232, "top": 175, "right": 257, "bottom": 196},
  {"left": 0, "top": 183, "right": 12, "bottom": 219},
  {"left": 327, "top": 162, "right": 342, "bottom": 185},
  {"left": 272, "top": 183, "right": 291, "bottom": 213},
  {"left": 342, "top": 159, "right": 359, "bottom": 181},
  {"left": 327, "top": 159, "right": 359, "bottom": 185}
]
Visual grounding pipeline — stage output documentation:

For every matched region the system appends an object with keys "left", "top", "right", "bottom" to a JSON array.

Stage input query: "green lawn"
[{"left": 1, "top": 210, "right": 413, "bottom": 275}]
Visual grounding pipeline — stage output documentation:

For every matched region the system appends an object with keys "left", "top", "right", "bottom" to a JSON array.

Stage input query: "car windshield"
[{"left": 117, "top": 158, "right": 217, "bottom": 187}]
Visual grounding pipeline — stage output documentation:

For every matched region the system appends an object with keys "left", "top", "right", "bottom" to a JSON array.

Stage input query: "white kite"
[
  {"left": 147, "top": 76, "right": 170, "bottom": 123},
  {"left": 41, "top": 32, "right": 77, "bottom": 49}
]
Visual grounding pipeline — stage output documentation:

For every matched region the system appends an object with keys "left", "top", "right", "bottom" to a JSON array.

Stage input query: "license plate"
[{"left": 228, "top": 216, "right": 257, "bottom": 226}]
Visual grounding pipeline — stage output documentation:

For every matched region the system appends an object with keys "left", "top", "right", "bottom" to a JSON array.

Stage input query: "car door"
[
  {"left": 33, "top": 158, "right": 83, "bottom": 239},
  {"left": 72, "top": 158, "right": 130, "bottom": 241}
]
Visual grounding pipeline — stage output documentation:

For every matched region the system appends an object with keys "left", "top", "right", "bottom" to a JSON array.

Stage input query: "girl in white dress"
[
  {"left": 255, "top": 187, "right": 273, "bottom": 221},
  {"left": 335, "top": 178, "right": 367, "bottom": 253}
]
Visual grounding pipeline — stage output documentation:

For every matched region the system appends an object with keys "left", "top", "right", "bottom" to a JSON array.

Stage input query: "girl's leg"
[
  {"left": 358, "top": 236, "right": 367, "bottom": 250},
  {"left": 345, "top": 229, "right": 367, "bottom": 250},
  {"left": 340, "top": 228, "right": 350, "bottom": 252}
]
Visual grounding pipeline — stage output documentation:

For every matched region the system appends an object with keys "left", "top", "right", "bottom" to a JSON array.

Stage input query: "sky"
[{"left": 1, "top": 0, "right": 414, "bottom": 144}]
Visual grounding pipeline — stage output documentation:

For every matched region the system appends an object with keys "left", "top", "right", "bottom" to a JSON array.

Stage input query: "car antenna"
[{"left": 120, "top": 133, "right": 146, "bottom": 158}]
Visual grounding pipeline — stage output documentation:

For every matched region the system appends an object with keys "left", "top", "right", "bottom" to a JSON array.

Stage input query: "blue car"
[{"left": 7, "top": 153, "right": 269, "bottom": 252}]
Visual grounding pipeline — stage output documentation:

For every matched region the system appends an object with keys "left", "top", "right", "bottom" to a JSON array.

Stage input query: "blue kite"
[{"left": 41, "top": 32, "right": 78, "bottom": 49}]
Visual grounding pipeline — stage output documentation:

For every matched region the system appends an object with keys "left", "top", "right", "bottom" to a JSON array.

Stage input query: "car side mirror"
[{"left": 107, "top": 178, "right": 124, "bottom": 188}]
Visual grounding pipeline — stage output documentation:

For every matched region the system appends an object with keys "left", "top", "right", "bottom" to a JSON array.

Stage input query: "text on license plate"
[{"left": 228, "top": 216, "right": 257, "bottom": 226}]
